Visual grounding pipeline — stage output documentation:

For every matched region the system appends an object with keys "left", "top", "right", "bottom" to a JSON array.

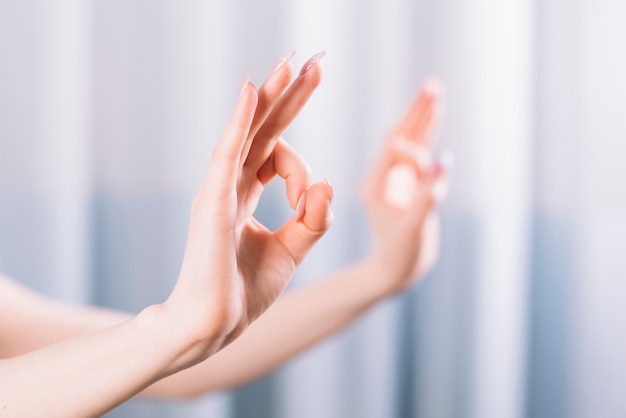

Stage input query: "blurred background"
[{"left": 1, "top": 0, "right": 625, "bottom": 417}]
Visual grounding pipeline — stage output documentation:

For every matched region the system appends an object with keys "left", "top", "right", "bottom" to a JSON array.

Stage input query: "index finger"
[
  {"left": 203, "top": 80, "right": 258, "bottom": 195},
  {"left": 243, "top": 52, "right": 325, "bottom": 171},
  {"left": 239, "top": 51, "right": 296, "bottom": 163},
  {"left": 390, "top": 78, "right": 444, "bottom": 148}
]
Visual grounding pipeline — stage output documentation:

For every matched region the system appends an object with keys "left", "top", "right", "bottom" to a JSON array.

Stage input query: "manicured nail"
[
  {"left": 322, "top": 178, "right": 334, "bottom": 204},
  {"left": 295, "top": 189, "right": 308, "bottom": 222},
  {"left": 238, "top": 73, "right": 252, "bottom": 97},
  {"left": 271, "top": 50, "right": 296, "bottom": 74},
  {"left": 299, "top": 50, "right": 326, "bottom": 76}
]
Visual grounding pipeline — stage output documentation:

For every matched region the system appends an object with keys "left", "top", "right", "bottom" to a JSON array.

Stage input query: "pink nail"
[
  {"left": 433, "top": 161, "right": 443, "bottom": 177},
  {"left": 271, "top": 50, "right": 296, "bottom": 73},
  {"left": 295, "top": 189, "right": 308, "bottom": 222},
  {"left": 437, "top": 151, "right": 454, "bottom": 174},
  {"left": 322, "top": 178, "right": 334, "bottom": 204},
  {"left": 299, "top": 50, "right": 326, "bottom": 76},
  {"left": 238, "top": 73, "right": 252, "bottom": 97}
]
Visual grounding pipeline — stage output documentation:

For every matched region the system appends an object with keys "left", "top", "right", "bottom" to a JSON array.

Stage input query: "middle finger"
[{"left": 243, "top": 51, "right": 325, "bottom": 173}]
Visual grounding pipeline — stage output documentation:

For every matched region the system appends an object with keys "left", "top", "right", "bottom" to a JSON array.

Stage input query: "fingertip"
[
  {"left": 297, "top": 180, "right": 334, "bottom": 232},
  {"left": 432, "top": 151, "right": 454, "bottom": 201},
  {"left": 266, "top": 58, "right": 294, "bottom": 91},
  {"left": 271, "top": 138, "right": 313, "bottom": 209},
  {"left": 238, "top": 72, "right": 258, "bottom": 104},
  {"left": 322, "top": 178, "right": 334, "bottom": 204},
  {"left": 294, "top": 188, "right": 307, "bottom": 222},
  {"left": 298, "top": 61, "right": 323, "bottom": 89},
  {"left": 234, "top": 83, "right": 258, "bottom": 126},
  {"left": 440, "top": 150, "right": 454, "bottom": 170},
  {"left": 299, "top": 50, "right": 326, "bottom": 77},
  {"left": 288, "top": 158, "right": 313, "bottom": 208},
  {"left": 243, "top": 81, "right": 258, "bottom": 102},
  {"left": 238, "top": 73, "right": 251, "bottom": 96},
  {"left": 422, "top": 76, "right": 445, "bottom": 99},
  {"left": 270, "top": 50, "right": 296, "bottom": 75},
  {"left": 210, "top": 76, "right": 258, "bottom": 171},
  {"left": 288, "top": 169, "right": 311, "bottom": 209},
  {"left": 274, "top": 179, "right": 333, "bottom": 266},
  {"left": 422, "top": 78, "right": 447, "bottom": 121},
  {"left": 434, "top": 151, "right": 454, "bottom": 177}
]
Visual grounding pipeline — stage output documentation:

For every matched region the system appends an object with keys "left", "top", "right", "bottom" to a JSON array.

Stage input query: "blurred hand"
[
  {"left": 165, "top": 52, "right": 334, "bottom": 364},
  {"left": 361, "top": 79, "right": 452, "bottom": 296}
]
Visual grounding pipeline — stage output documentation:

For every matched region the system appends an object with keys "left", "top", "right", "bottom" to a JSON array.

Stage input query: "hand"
[
  {"left": 361, "top": 79, "right": 451, "bottom": 296},
  {"left": 165, "top": 52, "right": 334, "bottom": 365}
]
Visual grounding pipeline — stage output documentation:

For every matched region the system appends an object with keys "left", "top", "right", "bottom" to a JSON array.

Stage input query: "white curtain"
[{"left": 1, "top": 1, "right": 625, "bottom": 417}]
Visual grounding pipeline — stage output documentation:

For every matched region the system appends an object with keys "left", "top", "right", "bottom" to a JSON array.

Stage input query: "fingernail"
[
  {"left": 295, "top": 189, "right": 308, "bottom": 222},
  {"left": 322, "top": 178, "right": 334, "bottom": 204},
  {"left": 299, "top": 50, "right": 326, "bottom": 76},
  {"left": 238, "top": 73, "right": 252, "bottom": 97},
  {"left": 436, "top": 151, "right": 454, "bottom": 175},
  {"left": 271, "top": 50, "right": 296, "bottom": 74}
]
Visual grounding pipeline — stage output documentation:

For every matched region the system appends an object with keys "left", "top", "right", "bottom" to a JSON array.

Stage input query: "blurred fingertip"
[
  {"left": 436, "top": 151, "right": 454, "bottom": 175},
  {"left": 322, "top": 178, "right": 334, "bottom": 204},
  {"left": 423, "top": 76, "right": 445, "bottom": 98},
  {"left": 432, "top": 151, "right": 454, "bottom": 201}
]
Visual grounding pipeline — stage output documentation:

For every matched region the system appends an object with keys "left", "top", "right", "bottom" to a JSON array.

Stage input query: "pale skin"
[{"left": 0, "top": 53, "right": 451, "bottom": 414}]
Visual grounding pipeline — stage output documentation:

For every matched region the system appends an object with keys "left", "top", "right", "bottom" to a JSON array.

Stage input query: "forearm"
[
  {"left": 0, "top": 304, "right": 199, "bottom": 417},
  {"left": 144, "top": 260, "right": 388, "bottom": 398},
  {"left": 1, "top": 259, "right": 390, "bottom": 402}
]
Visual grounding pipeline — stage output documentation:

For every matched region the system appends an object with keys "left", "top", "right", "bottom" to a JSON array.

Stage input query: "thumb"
[{"left": 274, "top": 179, "right": 334, "bottom": 265}]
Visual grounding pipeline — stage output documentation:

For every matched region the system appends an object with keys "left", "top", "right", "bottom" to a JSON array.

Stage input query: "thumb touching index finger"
[{"left": 274, "top": 180, "right": 334, "bottom": 265}]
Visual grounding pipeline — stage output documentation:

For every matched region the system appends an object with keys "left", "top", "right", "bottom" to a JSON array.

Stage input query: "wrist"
[
  {"left": 348, "top": 258, "right": 399, "bottom": 305},
  {"left": 361, "top": 251, "right": 416, "bottom": 299},
  {"left": 139, "top": 302, "right": 229, "bottom": 376}
]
